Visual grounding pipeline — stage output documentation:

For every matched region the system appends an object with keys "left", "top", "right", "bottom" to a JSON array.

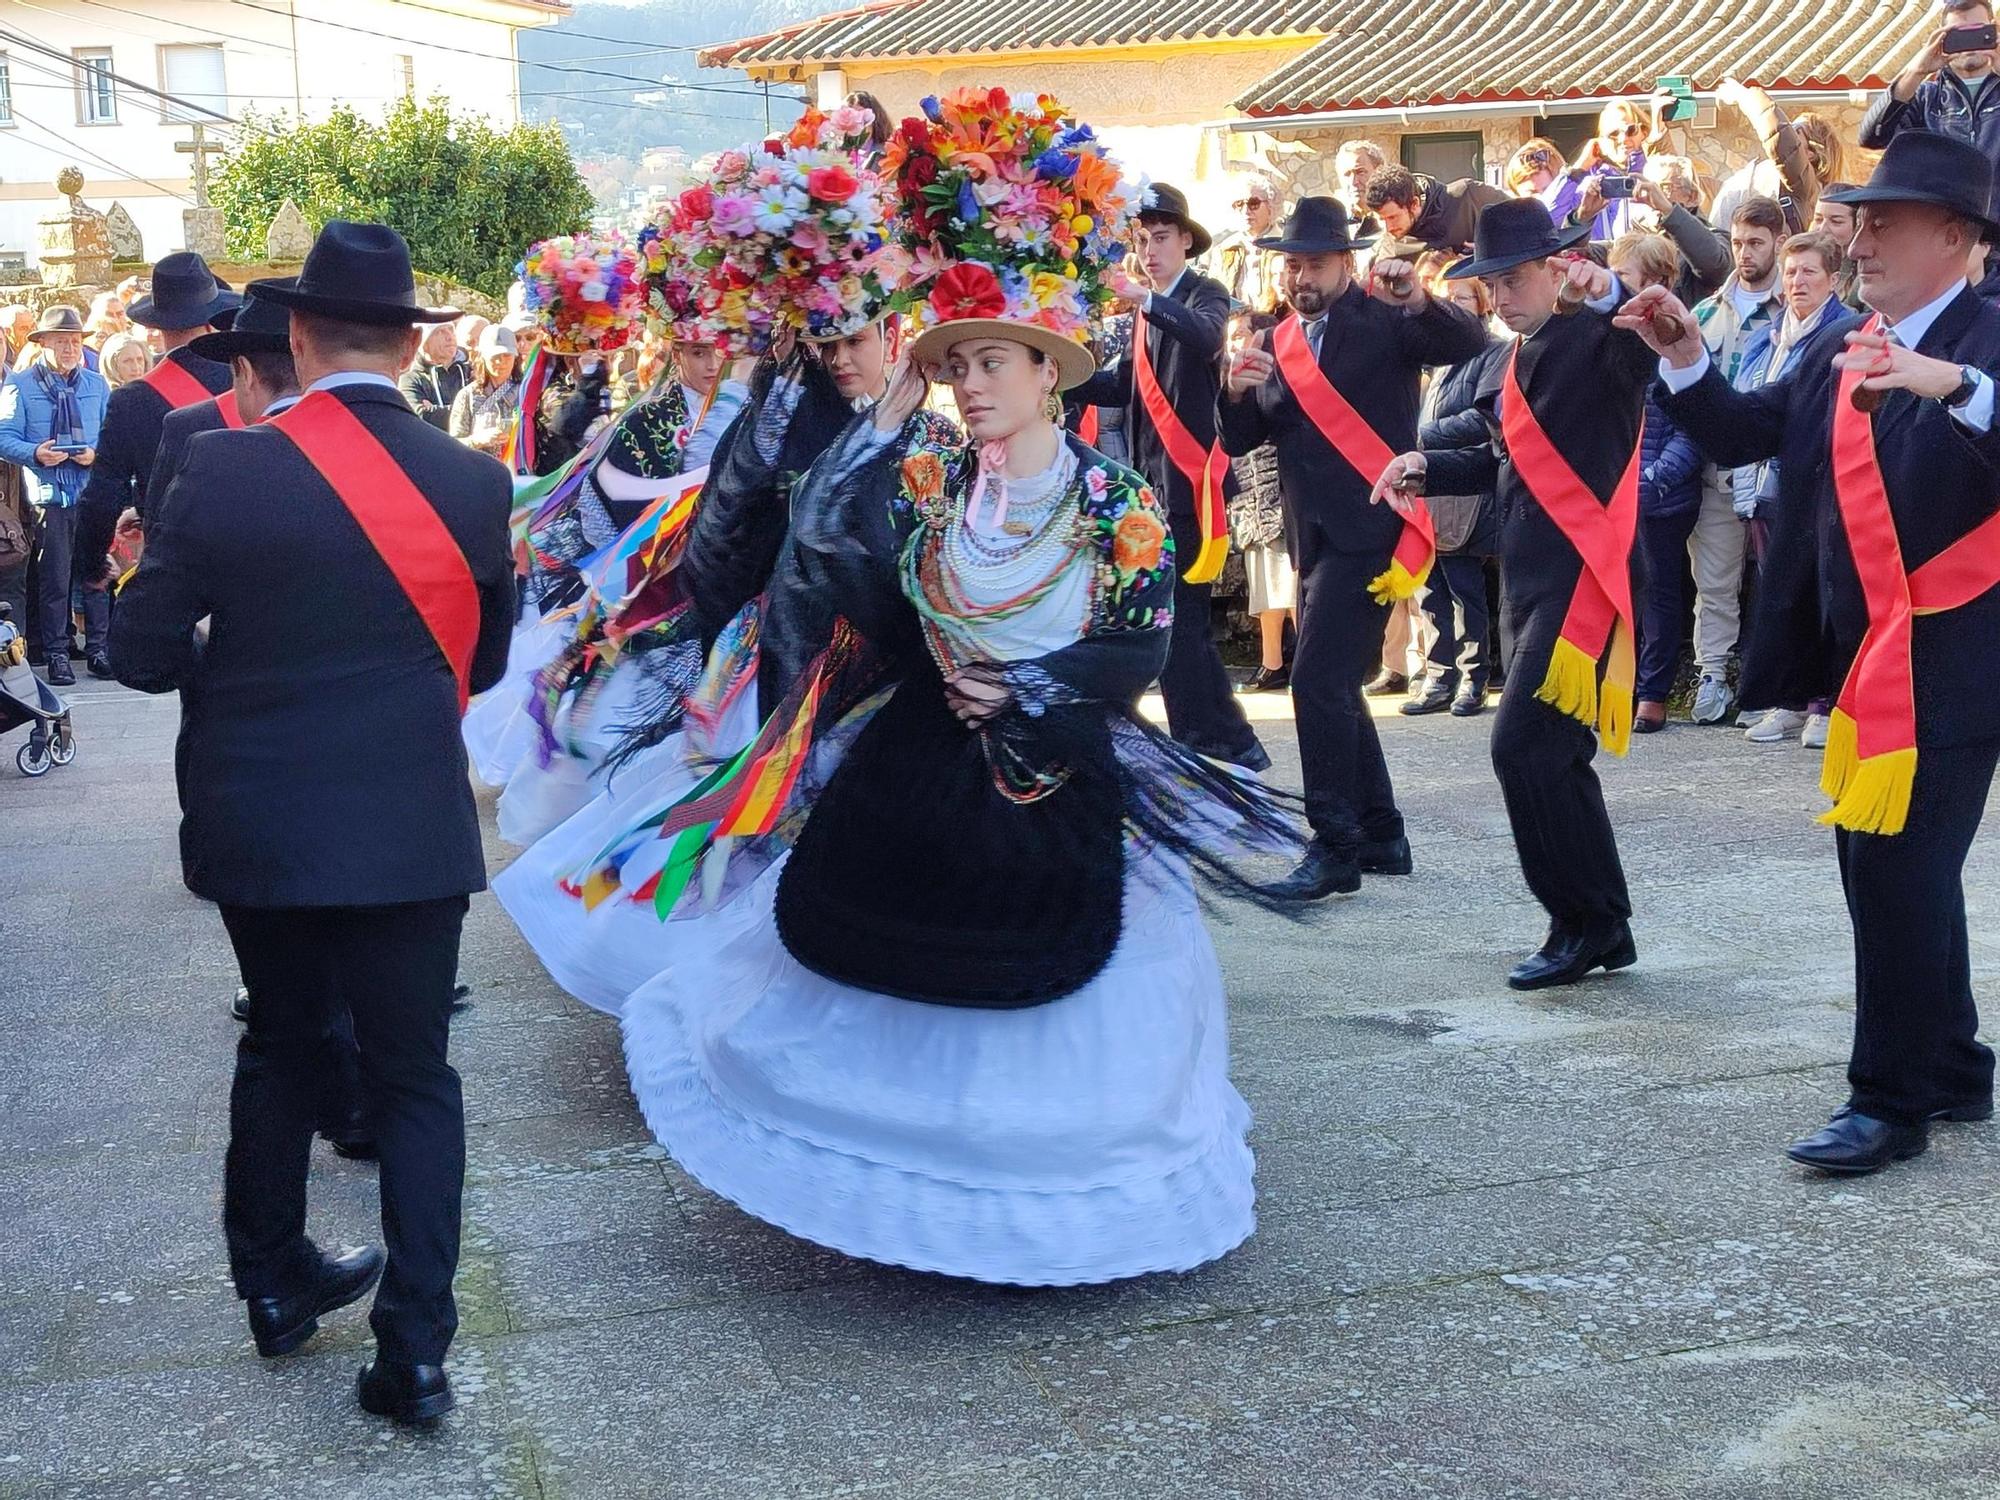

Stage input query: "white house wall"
[{"left": 1, "top": 0, "right": 548, "bottom": 264}]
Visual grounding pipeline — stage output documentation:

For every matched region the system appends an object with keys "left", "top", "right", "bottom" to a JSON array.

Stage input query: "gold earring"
[{"left": 1044, "top": 388, "right": 1062, "bottom": 422}]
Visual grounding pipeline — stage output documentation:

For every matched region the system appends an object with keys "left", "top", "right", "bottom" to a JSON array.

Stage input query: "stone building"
[{"left": 704, "top": 0, "right": 1939, "bottom": 222}]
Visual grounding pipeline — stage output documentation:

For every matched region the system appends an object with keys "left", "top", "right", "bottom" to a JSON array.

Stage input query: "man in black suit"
[
  {"left": 76, "top": 252, "right": 239, "bottom": 621},
  {"left": 110, "top": 222, "right": 515, "bottom": 1421},
  {"left": 1220, "top": 198, "right": 1486, "bottom": 898},
  {"left": 1629, "top": 133, "right": 2000, "bottom": 1175},
  {"left": 1376, "top": 200, "right": 1653, "bottom": 988},
  {"left": 1074, "top": 184, "right": 1267, "bottom": 769}
]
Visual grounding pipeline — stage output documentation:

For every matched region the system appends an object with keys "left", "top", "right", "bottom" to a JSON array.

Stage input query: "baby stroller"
[{"left": 0, "top": 601, "right": 74, "bottom": 777}]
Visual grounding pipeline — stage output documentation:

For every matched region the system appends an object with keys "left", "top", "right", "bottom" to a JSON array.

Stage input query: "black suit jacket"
[
  {"left": 145, "top": 397, "right": 232, "bottom": 531},
  {"left": 1662, "top": 286, "right": 2000, "bottom": 748},
  {"left": 1218, "top": 282, "right": 1486, "bottom": 566},
  {"left": 109, "top": 383, "right": 516, "bottom": 908},
  {"left": 1423, "top": 295, "right": 1654, "bottom": 618},
  {"left": 1073, "top": 269, "right": 1232, "bottom": 518},
  {"left": 77, "top": 347, "right": 231, "bottom": 575}
]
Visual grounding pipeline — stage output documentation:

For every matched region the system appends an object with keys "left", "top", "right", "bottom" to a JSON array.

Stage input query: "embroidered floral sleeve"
[
  {"left": 602, "top": 383, "right": 691, "bottom": 480},
  {"left": 1079, "top": 459, "right": 1175, "bottom": 634},
  {"left": 890, "top": 411, "right": 970, "bottom": 528}
]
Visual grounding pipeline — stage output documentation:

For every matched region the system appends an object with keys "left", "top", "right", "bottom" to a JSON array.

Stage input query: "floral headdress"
[
  {"left": 660, "top": 106, "right": 903, "bottom": 353},
  {"left": 883, "top": 88, "right": 1135, "bottom": 385},
  {"left": 515, "top": 231, "right": 647, "bottom": 354}
]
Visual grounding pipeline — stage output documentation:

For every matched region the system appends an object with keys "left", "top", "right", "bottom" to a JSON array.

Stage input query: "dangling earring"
[{"left": 1043, "top": 387, "right": 1062, "bottom": 422}]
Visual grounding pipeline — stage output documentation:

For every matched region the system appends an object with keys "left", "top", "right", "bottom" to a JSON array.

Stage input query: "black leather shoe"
[
  {"left": 357, "top": 1360, "right": 455, "bottom": 1425},
  {"left": 1363, "top": 670, "right": 1409, "bottom": 697},
  {"left": 1229, "top": 741, "right": 1273, "bottom": 774},
  {"left": 1831, "top": 1099, "right": 1993, "bottom": 1125},
  {"left": 86, "top": 652, "right": 114, "bottom": 680},
  {"left": 1357, "top": 834, "right": 1413, "bottom": 875},
  {"left": 1401, "top": 682, "right": 1454, "bottom": 716},
  {"left": 1240, "top": 664, "right": 1290, "bottom": 693},
  {"left": 1787, "top": 1112, "right": 1930, "bottom": 1175},
  {"left": 1271, "top": 842, "right": 1361, "bottom": 900},
  {"left": 246, "top": 1246, "right": 384, "bottom": 1357},
  {"left": 450, "top": 981, "right": 473, "bottom": 1014},
  {"left": 45, "top": 656, "right": 75, "bottom": 687},
  {"left": 1506, "top": 921, "right": 1637, "bottom": 991},
  {"left": 1450, "top": 686, "right": 1487, "bottom": 717},
  {"left": 324, "top": 1133, "right": 379, "bottom": 1162},
  {"left": 231, "top": 987, "right": 252, "bottom": 1024}
]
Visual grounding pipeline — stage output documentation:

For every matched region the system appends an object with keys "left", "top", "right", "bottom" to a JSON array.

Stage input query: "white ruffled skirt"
[
  {"left": 619, "top": 849, "right": 1256, "bottom": 1286},
  {"left": 462, "top": 605, "right": 572, "bottom": 789}
]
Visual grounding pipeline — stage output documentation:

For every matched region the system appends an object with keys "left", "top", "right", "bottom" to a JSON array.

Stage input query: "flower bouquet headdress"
[
  {"left": 884, "top": 88, "right": 1135, "bottom": 389},
  {"left": 515, "top": 231, "right": 647, "bottom": 354},
  {"left": 660, "top": 105, "right": 902, "bottom": 354}
]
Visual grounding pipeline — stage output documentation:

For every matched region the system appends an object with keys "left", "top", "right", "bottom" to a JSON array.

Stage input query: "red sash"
[
  {"left": 1131, "top": 310, "right": 1228, "bottom": 583},
  {"left": 1271, "top": 315, "right": 1434, "bottom": 603},
  {"left": 1819, "top": 314, "right": 1921, "bottom": 834},
  {"left": 1500, "top": 348, "right": 1640, "bottom": 755},
  {"left": 140, "top": 358, "right": 214, "bottom": 410},
  {"left": 271, "top": 392, "right": 481, "bottom": 712},
  {"left": 1076, "top": 406, "right": 1100, "bottom": 447},
  {"left": 214, "top": 389, "right": 244, "bottom": 430}
]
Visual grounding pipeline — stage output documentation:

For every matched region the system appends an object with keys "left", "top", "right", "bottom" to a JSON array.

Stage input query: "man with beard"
[{"left": 1220, "top": 197, "right": 1485, "bottom": 898}]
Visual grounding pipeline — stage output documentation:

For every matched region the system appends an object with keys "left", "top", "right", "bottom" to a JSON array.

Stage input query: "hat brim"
[
  {"left": 907, "top": 318, "right": 1095, "bottom": 391},
  {"left": 1142, "top": 211, "right": 1212, "bottom": 257},
  {"left": 1444, "top": 221, "right": 1593, "bottom": 280},
  {"left": 186, "top": 329, "right": 291, "bottom": 363},
  {"left": 127, "top": 288, "right": 242, "bottom": 332},
  {"left": 1252, "top": 233, "right": 1367, "bottom": 255},
  {"left": 27, "top": 325, "right": 83, "bottom": 344},
  {"left": 1820, "top": 183, "right": 2000, "bottom": 243},
  {"left": 247, "top": 277, "right": 460, "bottom": 326}
]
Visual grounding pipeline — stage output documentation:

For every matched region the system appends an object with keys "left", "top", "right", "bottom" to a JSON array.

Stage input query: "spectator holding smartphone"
[
  {"left": 1862, "top": 0, "right": 2000, "bottom": 162},
  {"left": 1633, "top": 156, "right": 1733, "bottom": 303},
  {"left": 0, "top": 308, "right": 110, "bottom": 685}
]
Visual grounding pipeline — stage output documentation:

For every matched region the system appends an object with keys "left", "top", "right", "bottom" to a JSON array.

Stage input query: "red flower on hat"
[
  {"left": 806, "top": 164, "right": 859, "bottom": 203},
  {"left": 929, "top": 262, "right": 1006, "bottom": 323},
  {"left": 677, "top": 184, "right": 713, "bottom": 224}
]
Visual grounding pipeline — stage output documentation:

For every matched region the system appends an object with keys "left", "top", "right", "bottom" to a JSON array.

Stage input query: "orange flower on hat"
[{"left": 1112, "top": 504, "right": 1167, "bottom": 575}]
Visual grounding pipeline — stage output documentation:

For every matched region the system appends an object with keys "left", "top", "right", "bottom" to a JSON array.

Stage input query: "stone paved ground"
[{"left": 5, "top": 681, "right": 2000, "bottom": 1500}]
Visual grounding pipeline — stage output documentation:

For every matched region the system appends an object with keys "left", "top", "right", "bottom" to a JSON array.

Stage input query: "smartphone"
[
  {"left": 48, "top": 442, "right": 90, "bottom": 456},
  {"left": 1599, "top": 174, "right": 1637, "bottom": 200},
  {"left": 1945, "top": 22, "right": 1998, "bottom": 52}
]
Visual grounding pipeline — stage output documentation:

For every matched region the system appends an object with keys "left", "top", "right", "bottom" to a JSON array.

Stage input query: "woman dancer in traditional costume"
[{"left": 602, "top": 93, "right": 1306, "bottom": 1285}]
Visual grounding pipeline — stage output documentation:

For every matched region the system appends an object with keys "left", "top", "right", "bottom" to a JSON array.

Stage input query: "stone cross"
[{"left": 174, "top": 123, "right": 227, "bottom": 209}]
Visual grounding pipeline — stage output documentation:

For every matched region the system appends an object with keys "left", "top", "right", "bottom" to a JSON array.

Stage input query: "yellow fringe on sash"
[
  {"left": 1596, "top": 621, "right": 1635, "bottom": 758},
  {"left": 1816, "top": 708, "right": 1915, "bottom": 835},
  {"left": 1182, "top": 534, "right": 1229, "bottom": 586},
  {"left": 1534, "top": 635, "right": 1601, "bottom": 731},
  {"left": 1367, "top": 555, "right": 1432, "bottom": 605}
]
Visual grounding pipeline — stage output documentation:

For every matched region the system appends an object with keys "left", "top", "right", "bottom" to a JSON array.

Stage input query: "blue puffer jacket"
[
  {"left": 1638, "top": 388, "right": 1702, "bottom": 520},
  {"left": 1727, "top": 294, "right": 1849, "bottom": 517}
]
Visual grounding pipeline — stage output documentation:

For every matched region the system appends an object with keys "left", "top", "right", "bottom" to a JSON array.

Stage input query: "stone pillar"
[
  {"left": 36, "top": 167, "right": 114, "bottom": 290},
  {"left": 182, "top": 207, "right": 226, "bottom": 261}
]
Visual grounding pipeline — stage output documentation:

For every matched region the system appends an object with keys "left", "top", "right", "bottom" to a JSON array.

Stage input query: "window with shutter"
[{"left": 160, "top": 43, "right": 227, "bottom": 124}]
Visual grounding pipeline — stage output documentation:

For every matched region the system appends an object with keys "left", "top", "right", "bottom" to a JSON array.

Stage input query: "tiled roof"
[
  {"left": 701, "top": 0, "right": 1339, "bottom": 68},
  {"left": 1235, "top": 0, "right": 1936, "bottom": 115}
]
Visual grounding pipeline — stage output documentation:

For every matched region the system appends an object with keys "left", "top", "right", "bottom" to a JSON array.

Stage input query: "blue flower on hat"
[{"left": 920, "top": 95, "right": 942, "bottom": 122}]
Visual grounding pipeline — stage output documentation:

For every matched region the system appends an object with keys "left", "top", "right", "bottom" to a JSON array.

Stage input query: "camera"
[{"left": 1599, "top": 174, "right": 1637, "bottom": 200}]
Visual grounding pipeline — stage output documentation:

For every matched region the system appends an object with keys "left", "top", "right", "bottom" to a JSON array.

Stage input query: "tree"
[{"left": 213, "top": 97, "right": 595, "bottom": 297}]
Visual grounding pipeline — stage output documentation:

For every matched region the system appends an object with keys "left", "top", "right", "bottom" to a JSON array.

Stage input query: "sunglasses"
[
  {"left": 1232, "top": 197, "right": 1269, "bottom": 209},
  {"left": 1615, "top": 123, "right": 1647, "bottom": 138}
]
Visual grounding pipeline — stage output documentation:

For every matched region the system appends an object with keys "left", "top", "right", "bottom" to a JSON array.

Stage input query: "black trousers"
[
  {"left": 1294, "top": 546, "right": 1404, "bottom": 851},
  {"left": 1489, "top": 601, "right": 1631, "bottom": 930},
  {"left": 1415, "top": 552, "right": 1491, "bottom": 694},
  {"left": 32, "top": 504, "right": 108, "bottom": 662},
  {"left": 1839, "top": 737, "right": 1999, "bottom": 1126},
  {"left": 1158, "top": 509, "right": 1260, "bottom": 763},
  {"left": 219, "top": 896, "right": 468, "bottom": 1364}
]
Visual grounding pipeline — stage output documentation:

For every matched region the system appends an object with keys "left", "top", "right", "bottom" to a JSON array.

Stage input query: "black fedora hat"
[
  {"left": 188, "top": 280, "right": 296, "bottom": 362},
  {"left": 1137, "top": 182, "right": 1212, "bottom": 256},
  {"left": 249, "top": 220, "right": 460, "bottom": 327},
  {"left": 1445, "top": 198, "right": 1591, "bottom": 280},
  {"left": 1823, "top": 130, "right": 2000, "bottom": 240},
  {"left": 1254, "top": 196, "right": 1369, "bottom": 255},
  {"left": 128, "top": 251, "right": 241, "bottom": 332}
]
